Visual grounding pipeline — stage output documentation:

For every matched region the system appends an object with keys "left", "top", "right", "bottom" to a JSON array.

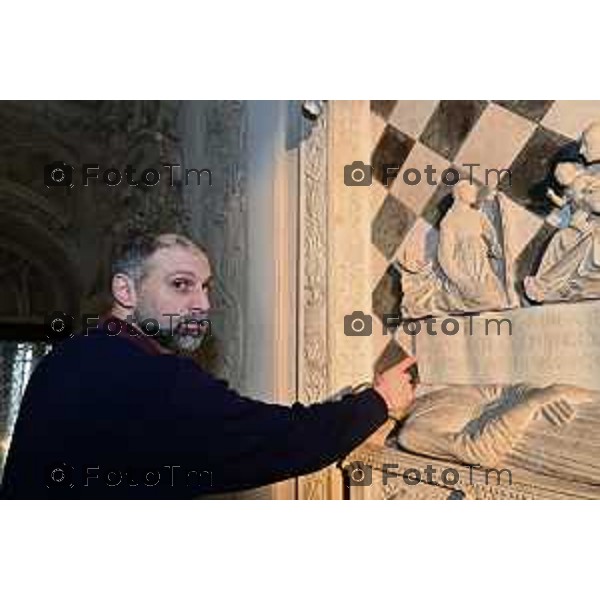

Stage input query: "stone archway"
[{"left": 0, "top": 184, "right": 82, "bottom": 321}]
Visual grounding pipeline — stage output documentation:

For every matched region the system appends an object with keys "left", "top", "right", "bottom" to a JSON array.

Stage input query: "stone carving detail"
[
  {"left": 300, "top": 108, "right": 330, "bottom": 402},
  {"left": 397, "top": 383, "right": 600, "bottom": 486},
  {"left": 399, "top": 181, "right": 517, "bottom": 318},
  {"left": 297, "top": 104, "right": 333, "bottom": 500},
  {"left": 371, "top": 478, "right": 535, "bottom": 500},
  {"left": 343, "top": 439, "right": 600, "bottom": 499},
  {"left": 381, "top": 479, "right": 452, "bottom": 500},
  {"left": 524, "top": 122, "right": 600, "bottom": 304},
  {"left": 458, "top": 481, "right": 535, "bottom": 500},
  {"left": 360, "top": 111, "right": 600, "bottom": 500}
]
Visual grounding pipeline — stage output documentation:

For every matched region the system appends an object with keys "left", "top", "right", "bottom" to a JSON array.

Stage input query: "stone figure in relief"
[
  {"left": 546, "top": 162, "right": 594, "bottom": 232},
  {"left": 524, "top": 121, "right": 600, "bottom": 303},
  {"left": 399, "top": 180, "right": 514, "bottom": 318},
  {"left": 438, "top": 180, "right": 506, "bottom": 305},
  {"left": 396, "top": 383, "right": 600, "bottom": 485}
]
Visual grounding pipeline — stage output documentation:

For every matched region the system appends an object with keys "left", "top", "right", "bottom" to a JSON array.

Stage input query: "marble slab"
[{"left": 414, "top": 300, "right": 600, "bottom": 390}]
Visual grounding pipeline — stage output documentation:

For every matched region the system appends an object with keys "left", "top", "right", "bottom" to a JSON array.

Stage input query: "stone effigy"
[{"left": 396, "top": 383, "right": 600, "bottom": 486}]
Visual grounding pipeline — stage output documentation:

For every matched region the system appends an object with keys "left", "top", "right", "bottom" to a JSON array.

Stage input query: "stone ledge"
[{"left": 341, "top": 439, "right": 600, "bottom": 500}]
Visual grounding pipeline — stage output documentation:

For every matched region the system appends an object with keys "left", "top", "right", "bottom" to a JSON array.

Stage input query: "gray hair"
[{"left": 110, "top": 232, "right": 207, "bottom": 287}]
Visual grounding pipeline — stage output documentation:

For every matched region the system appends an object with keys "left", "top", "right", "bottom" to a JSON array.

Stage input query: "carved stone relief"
[
  {"left": 362, "top": 109, "right": 600, "bottom": 499},
  {"left": 524, "top": 123, "right": 600, "bottom": 304},
  {"left": 343, "top": 439, "right": 600, "bottom": 500},
  {"left": 396, "top": 121, "right": 600, "bottom": 315},
  {"left": 397, "top": 383, "right": 600, "bottom": 486},
  {"left": 399, "top": 182, "right": 518, "bottom": 318}
]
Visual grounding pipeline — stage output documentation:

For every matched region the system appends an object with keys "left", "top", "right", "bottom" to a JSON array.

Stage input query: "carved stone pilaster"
[
  {"left": 296, "top": 104, "right": 335, "bottom": 500},
  {"left": 299, "top": 106, "right": 330, "bottom": 403}
]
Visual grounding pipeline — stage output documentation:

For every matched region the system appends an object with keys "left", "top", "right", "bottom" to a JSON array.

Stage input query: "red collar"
[{"left": 97, "top": 314, "right": 172, "bottom": 356}]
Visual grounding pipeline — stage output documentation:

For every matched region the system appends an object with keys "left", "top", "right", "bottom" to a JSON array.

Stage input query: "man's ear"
[{"left": 111, "top": 274, "right": 138, "bottom": 309}]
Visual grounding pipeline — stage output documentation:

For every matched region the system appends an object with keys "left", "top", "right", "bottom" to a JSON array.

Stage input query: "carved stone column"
[
  {"left": 297, "top": 101, "right": 374, "bottom": 499},
  {"left": 296, "top": 102, "right": 331, "bottom": 499}
]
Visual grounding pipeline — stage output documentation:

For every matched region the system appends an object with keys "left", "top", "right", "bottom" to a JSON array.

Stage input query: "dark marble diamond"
[
  {"left": 373, "top": 339, "right": 411, "bottom": 376},
  {"left": 371, "top": 125, "right": 415, "bottom": 185},
  {"left": 499, "top": 126, "right": 580, "bottom": 217},
  {"left": 420, "top": 100, "right": 488, "bottom": 161},
  {"left": 372, "top": 195, "right": 417, "bottom": 260},
  {"left": 513, "top": 222, "right": 559, "bottom": 302},
  {"left": 421, "top": 180, "right": 456, "bottom": 228},
  {"left": 371, "top": 100, "right": 397, "bottom": 120},
  {"left": 494, "top": 100, "right": 554, "bottom": 123},
  {"left": 372, "top": 263, "right": 402, "bottom": 324}
]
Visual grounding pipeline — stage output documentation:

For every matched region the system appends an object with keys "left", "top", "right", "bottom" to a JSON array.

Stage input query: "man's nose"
[{"left": 191, "top": 288, "right": 211, "bottom": 312}]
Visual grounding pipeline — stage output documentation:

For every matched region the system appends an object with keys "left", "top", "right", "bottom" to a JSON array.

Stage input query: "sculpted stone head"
[
  {"left": 580, "top": 122, "right": 600, "bottom": 164},
  {"left": 452, "top": 179, "right": 478, "bottom": 207},
  {"left": 554, "top": 162, "right": 582, "bottom": 187}
]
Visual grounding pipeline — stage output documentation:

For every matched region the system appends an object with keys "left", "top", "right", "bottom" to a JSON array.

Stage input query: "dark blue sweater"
[{"left": 1, "top": 320, "right": 387, "bottom": 499}]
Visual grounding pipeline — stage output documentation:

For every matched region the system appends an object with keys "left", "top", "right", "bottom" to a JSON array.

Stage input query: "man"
[{"left": 1, "top": 233, "right": 416, "bottom": 499}]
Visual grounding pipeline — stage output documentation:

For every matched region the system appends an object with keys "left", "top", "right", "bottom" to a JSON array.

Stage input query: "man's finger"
[{"left": 395, "top": 356, "right": 417, "bottom": 374}]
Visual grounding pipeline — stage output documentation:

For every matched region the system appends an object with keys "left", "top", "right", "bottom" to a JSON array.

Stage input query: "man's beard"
[{"left": 132, "top": 306, "right": 209, "bottom": 354}]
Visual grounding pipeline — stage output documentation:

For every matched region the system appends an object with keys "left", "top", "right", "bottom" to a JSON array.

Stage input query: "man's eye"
[{"left": 173, "top": 279, "right": 192, "bottom": 291}]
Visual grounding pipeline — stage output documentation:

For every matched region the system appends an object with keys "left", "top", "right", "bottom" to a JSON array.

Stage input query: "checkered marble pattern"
[{"left": 369, "top": 100, "right": 600, "bottom": 371}]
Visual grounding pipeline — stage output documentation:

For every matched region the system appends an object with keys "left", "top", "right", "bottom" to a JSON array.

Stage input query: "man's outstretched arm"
[{"left": 165, "top": 357, "right": 415, "bottom": 494}]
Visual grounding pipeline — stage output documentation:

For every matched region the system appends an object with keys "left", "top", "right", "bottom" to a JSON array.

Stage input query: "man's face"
[{"left": 132, "top": 245, "right": 213, "bottom": 352}]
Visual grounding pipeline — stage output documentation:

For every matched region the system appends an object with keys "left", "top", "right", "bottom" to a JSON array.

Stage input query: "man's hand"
[{"left": 373, "top": 357, "right": 417, "bottom": 419}]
